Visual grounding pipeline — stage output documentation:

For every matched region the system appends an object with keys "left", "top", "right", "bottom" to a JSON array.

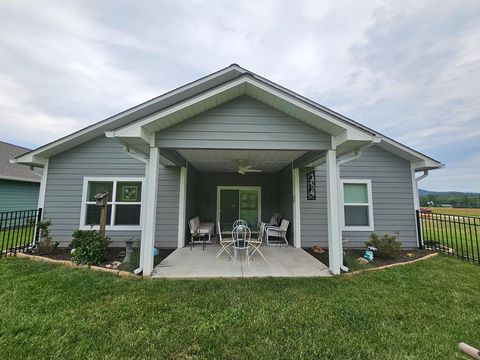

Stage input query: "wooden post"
[{"left": 99, "top": 203, "right": 107, "bottom": 238}]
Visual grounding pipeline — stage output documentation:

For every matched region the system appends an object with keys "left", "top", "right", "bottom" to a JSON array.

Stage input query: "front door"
[{"left": 217, "top": 187, "right": 261, "bottom": 231}]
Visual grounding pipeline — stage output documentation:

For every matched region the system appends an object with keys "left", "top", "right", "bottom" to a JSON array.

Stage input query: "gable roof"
[
  {"left": 14, "top": 64, "right": 443, "bottom": 171},
  {"left": 0, "top": 141, "right": 41, "bottom": 183}
]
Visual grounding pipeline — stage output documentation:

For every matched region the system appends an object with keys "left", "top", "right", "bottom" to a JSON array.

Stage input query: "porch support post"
[
  {"left": 292, "top": 168, "right": 301, "bottom": 248},
  {"left": 177, "top": 166, "right": 187, "bottom": 248},
  {"left": 141, "top": 147, "right": 159, "bottom": 276},
  {"left": 326, "top": 149, "right": 342, "bottom": 275}
]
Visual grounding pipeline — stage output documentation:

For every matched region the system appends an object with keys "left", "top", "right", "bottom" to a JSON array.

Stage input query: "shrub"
[
  {"left": 36, "top": 220, "right": 58, "bottom": 255},
  {"left": 365, "top": 232, "right": 401, "bottom": 259},
  {"left": 70, "top": 230, "right": 111, "bottom": 265}
]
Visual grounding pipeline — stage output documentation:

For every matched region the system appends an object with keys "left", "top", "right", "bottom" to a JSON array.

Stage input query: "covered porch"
[{"left": 152, "top": 245, "right": 331, "bottom": 278}]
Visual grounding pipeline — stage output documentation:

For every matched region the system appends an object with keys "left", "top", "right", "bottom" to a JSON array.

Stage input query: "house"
[
  {"left": 13, "top": 64, "right": 443, "bottom": 275},
  {"left": 0, "top": 141, "right": 41, "bottom": 213}
]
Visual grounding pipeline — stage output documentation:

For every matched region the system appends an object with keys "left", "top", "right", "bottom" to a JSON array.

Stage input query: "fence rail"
[
  {"left": 416, "top": 210, "right": 480, "bottom": 266},
  {"left": 0, "top": 209, "right": 42, "bottom": 258}
]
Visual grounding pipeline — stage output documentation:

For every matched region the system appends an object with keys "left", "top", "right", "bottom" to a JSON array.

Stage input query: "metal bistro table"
[{"left": 231, "top": 225, "right": 252, "bottom": 265}]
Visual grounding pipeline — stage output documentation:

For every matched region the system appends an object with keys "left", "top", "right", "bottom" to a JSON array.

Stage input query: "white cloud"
[{"left": 0, "top": 0, "right": 478, "bottom": 190}]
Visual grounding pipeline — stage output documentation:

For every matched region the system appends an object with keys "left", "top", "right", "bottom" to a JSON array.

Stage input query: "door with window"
[{"left": 217, "top": 187, "right": 261, "bottom": 231}]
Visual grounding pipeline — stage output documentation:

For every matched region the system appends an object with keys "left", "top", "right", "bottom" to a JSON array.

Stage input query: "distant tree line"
[{"left": 420, "top": 193, "right": 480, "bottom": 208}]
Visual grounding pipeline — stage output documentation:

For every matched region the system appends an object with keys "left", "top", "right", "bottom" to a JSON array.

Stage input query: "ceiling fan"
[{"left": 232, "top": 160, "right": 262, "bottom": 175}]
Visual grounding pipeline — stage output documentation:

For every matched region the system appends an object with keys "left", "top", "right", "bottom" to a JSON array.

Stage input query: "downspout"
[
  {"left": 336, "top": 136, "right": 382, "bottom": 272},
  {"left": 416, "top": 170, "right": 429, "bottom": 182}
]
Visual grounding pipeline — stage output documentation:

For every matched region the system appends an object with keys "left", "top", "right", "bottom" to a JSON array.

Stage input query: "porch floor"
[{"left": 152, "top": 245, "right": 331, "bottom": 278}]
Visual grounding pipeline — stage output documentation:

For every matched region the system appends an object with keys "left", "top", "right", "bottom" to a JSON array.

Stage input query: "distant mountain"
[
  {"left": 419, "top": 189, "right": 480, "bottom": 207},
  {"left": 419, "top": 189, "right": 480, "bottom": 196}
]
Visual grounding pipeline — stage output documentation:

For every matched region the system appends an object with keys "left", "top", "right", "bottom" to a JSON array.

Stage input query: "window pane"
[
  {"left": 344, "top": 205, "right": 369, "bottom": 226},
  {"left": 116, "top": 182, "right": 142, "bottom": 202},
  {"left": 88, "top": 182, "right": 113, "bottom": 202},
  {"left": 85, "top": 204, "right": 112, "bottom": 225},
  {"left": 115, "top": 205, "right": 141, "bottom": 225},
  {"left": 239, "top": 190, "right": 258, "bottom": 228},
  {"left": 344, "top": 183, "right": 368, "bottom": 203}
]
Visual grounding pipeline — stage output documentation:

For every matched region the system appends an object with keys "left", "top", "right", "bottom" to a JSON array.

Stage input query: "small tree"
[{"left": 36, "top": 220, "right": 58, "bottom": 255}]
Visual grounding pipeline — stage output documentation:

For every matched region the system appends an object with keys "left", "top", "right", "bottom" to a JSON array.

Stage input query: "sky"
[{"left": 0, "top": 0, "right": 479, "bottom": 191}]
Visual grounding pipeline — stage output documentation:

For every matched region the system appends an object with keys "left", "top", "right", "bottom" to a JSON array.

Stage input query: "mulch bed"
[
  {"left": 305, "top": 248, "right": 434, "bottom": 268},
  {"left": 30, "top": 247, "right": 175, "bottom": 269}
]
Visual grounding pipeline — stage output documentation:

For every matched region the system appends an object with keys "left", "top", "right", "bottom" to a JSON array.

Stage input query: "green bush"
[
  {"left": 36, "top": 220, "right": 59, "bottom": 255},
  {"left": 365, "top": 232, "right": 401, "bottom": 259},
  {"left": 70, "top": 230, "right": 110, "bottom": 265}
]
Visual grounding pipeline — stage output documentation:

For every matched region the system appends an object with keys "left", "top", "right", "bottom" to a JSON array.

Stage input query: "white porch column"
[
  {"left": 141, "top": 147, "right": 160, "bottom": 276},
  {"left": 177, "top": 166, "right": 187, "bottom": 248},
  {"left": 292, "top": 168, "right": 301, "bottom": 248},
  {"left": 326, "top": 149, "right": 342, "bottom": 275}
]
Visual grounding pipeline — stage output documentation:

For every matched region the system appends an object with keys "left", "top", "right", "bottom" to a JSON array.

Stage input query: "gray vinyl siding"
[
  {"left": 155, "top": 96, "right": 331, "bottom": 150},
  {"left": 278, "top": 166, "right": 294, "bottom": 243},
  {"left": 0, "top": 179, "right": 39, "bottom": 213},
  {"left": 300, "top": 146, "right": 417, "bottom": 249},
  {"left": 154, "top": 165, "right": 180, "bottom": 248},
  {"left": 44, "top": 136, "right": 146, "bottom": 247}
]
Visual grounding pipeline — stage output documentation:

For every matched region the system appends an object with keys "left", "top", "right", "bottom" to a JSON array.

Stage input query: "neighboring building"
[
  {"left": 0, "top": 141, "right": 41, "bottom": 213},
  {"left": 14, "top": 64, "right": 443, "bottom": 275}
]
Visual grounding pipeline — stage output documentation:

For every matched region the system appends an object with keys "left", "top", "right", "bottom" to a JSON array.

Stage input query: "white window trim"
[
  {"left": 340, "top": 179, "right": 374, "bottom": 231},
  {"left": 79, "top": 177, "right": 145, "bottom": 231}
]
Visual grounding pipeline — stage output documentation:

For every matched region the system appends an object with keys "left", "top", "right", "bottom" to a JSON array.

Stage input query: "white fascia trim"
[
  {"left": 115, "top": 76, "right": 376, "bottom": 139},
  {"left": 339, "top": 179, "right": 375, "bottom": 232},
  {"left": 79, "top": 176, "right": 145, "bottom": 231},
  {"left": 15, "top": 65, "right": 246, "bottom": 164},
  {"left": 37, "top": 158, "right": 49, "bottom": 209}
]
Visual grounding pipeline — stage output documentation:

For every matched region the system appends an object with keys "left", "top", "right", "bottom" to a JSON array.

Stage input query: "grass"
[
  {"left": 430, "top": 207, "right": 480, "bottom": 217},
  {"left": 420, "top": 213, "right": 480, "bottom": 262},
  {"left": 0, "top": 256, "right": 479, "bottom": 359},
  {"left": 0, "top": 226, "right": 35, "bottom": 251}
]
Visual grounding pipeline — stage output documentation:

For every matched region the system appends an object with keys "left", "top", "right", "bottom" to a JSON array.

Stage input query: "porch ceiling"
[{"left": 176, "top": 149, "right": 305, "bottom": 172}]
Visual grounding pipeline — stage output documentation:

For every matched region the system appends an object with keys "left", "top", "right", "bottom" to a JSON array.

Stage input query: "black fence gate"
[
  {"left": 416, "top": 210, "right": 480, "bottom": 266},
  {"left": 0, "top": 208, "right": 42, "bottom": 258}
]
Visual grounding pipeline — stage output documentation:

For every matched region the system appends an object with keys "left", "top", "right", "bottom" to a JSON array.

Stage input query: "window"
[
  {"left": 80, "top": 178, "right": 143, "bottom": 230},
  {"left": 341, "top": 180, "right": 374, "bottom": 231}
]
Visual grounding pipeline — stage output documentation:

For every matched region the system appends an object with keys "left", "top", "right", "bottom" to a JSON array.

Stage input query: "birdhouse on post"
[{"left": 95, "top": 192, "right": 109, "bottom": 238}]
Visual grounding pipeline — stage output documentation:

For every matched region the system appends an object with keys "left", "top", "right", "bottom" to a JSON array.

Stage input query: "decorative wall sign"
[
  {"left": 306, "top": 171, "right": 316, "bottom": 200},
  {"left": 122, "top": 185, "right": 138, "bottom": 201}
]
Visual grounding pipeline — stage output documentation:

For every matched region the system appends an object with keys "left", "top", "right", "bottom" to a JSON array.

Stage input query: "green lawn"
[
  {"left": 0, "top": 256, "right": 479, "bottom": 359},
  {"left": 420, "top": 214, "right": 480, "bottom": 262},
  {"left": 0, "top": 226, "right": 35, "bottom": 251}
]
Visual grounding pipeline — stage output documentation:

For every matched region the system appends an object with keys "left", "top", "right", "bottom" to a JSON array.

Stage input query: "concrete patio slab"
[{"left": 152, "top": 245, "right": 331, "bottom": 278}]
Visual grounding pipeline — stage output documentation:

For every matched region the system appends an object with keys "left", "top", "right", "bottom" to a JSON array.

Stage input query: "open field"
[
  {"left": 430, "top": 207, "right": 480, "bottom": 217},
  {"left": 0, "top": 256, "right": 479, "bottom": 359},
  {"left": 420, "top": 213, "right": 479, "bottom": 263}
]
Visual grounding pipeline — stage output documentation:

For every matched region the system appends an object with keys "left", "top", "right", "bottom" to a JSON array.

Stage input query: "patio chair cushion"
[{"left": 189, "top": 216, "right": 214, "bottom": 235}]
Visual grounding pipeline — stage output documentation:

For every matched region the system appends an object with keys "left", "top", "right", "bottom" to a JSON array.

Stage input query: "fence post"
[
  {"left": 416, "top": 210, "right": 423, "bottom": 249},
  {"left": 34, "top": 208, "right": 43, "bottom": 244}
]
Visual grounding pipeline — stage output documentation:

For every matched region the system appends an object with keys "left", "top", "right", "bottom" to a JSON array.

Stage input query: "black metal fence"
[
  {"left": 0, "top": 209, "right": 42, "bottom": 258},
  {"left": 416, "top": 210, "right": 480, "bottom": 266}
]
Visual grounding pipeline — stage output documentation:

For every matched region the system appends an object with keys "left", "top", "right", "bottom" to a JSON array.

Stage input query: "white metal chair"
[
  {"left": 216, "top": 221, "right": 234, "bottom": 260},
  {"left": 248, "top": 222, "right": 266, "bottom": 260},
  {"left": 266, "top": 219, "right": 289, "bottom": 247},
  {"left": 233, "top": 219, "right": 248, "bottom": 228},
  {"left": 232, "top": 224, "right": 251, "bottom": 265}
]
